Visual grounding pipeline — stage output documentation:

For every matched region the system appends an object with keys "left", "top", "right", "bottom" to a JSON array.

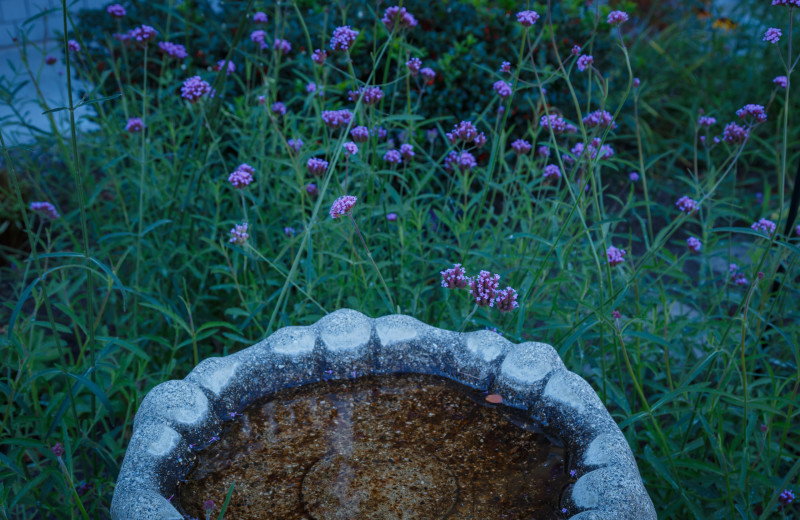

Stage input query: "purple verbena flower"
[
  {"left": 330, "top": 195, "right": 357, "bottom": 219},
  {"left": 350, "top": 125, "right": 370, "bottom": 142},
  {"left": 763, "top": 27, "right": 782, "bottom": 43},
  {"left": 571, "top": 45, "right": 581, "bottom": 56},
  {"left": 228, "top": 163, "right": 255, "bottom": 188},
  {"left": 698, "top": 116, "right": 716, "bottom": 127},
  {"left": 629, "top": 171, "right": 640, "bottom": 182},
  {"left": 158, "top": 41, "right": 187, "bottom": 59},
  {"left": 426, "top": 128, "right": 438, "bottom": 144},
  {"left": 307, "top": 158, "right": 328, "bottom": 177},
  {"left": 633, "top": 77, "right": 641, "bottom": 87},
  {"left": 400, "top": 144, "right": 415, "bottom": 161},
  {"left": 606, "top": 246, "right": 626, "bottom": 267},
  {"left": 543, "top": 164, "right": 561, "bottom": 180},
  {"left": 469, "top": 271, "right": 500, "bottom": 307},
  {"left": 382, "top": 6, "right": 418, "bottom": 31},
  {"left": 321, "top": 109, "right": 353, "bottom": 129},
  {"left": 306, "top": 82, "right": 317, "bottom": 93},
  {"left": 250, "top": 30, "right": 268, "bottom": 50},
  {"left": 312, "top": 48, "right": 327, "bottom": 65},
  {"left": 348, "top": 86, "right": 384, "bottom": 105},
  {"left": 406, "top": 57, "right": 422, "bottom": 76},
  {"left": 125, "top": 117, "right": 144, "bottom": 132},
  {"left": 511, "top": 139, "right": 531, "bottom": 154},
  {"left": 773, "top": 0, "right": 800, "bottom": 5},
  {"left": 30, "top": 201, "right": 60, "bottom": 220},
  {"left": 343, "top": 141, "right": 358, "bottom": 155},
  {"left": 330, "top": 26, "right": 359, "bottom": 52},
  {"left": 583, "top": 110, "right": 616, "bottom": 129},
  {"left": 607, "top": 10, "right": 629, "bottom": 24},
  {"left": 722, "top": 122, "right": 749, "bottom": 144},
  {"left": 386, "top": 213, "right": 397, "bottom": 221},
  {"left": 493, "top": 80, "right": 512, "bottom": 99},
  {"left": 729, "top": 264, "right": 749, "bottom": 286},
  {"left": 181, "top": 76, "right": 212, "bottom": 102},
  {"left": 736, "top": 104, "right": 767, "bottom": 123},
  {"left": 675, "top": 196, "right": 699, "bottom": 214},
  {"left": 45, "top": 55, "right": 56, "bottom": 65},
  {"left": 538, "top": 145, "right": 550, "bottom": 158},
  {"left": 284, "top": 226, "right": 295, "bottom": 237},
  {"left": 274, "top": 38, "right": 291, "bottom": 54},
  {"left": 106, "top": 4, "right": 126, "bottom": 17},
  {"left": 500, "top": 61, "right": 511, "bottom": 73},
  {"left": 516, "top": 10, "right": 540, "bottom": 27},
  {"left": 384, "top": 149, "right": 402, "bottom": 164},
  {"left": 129, "top": 25, "right": 158, "bottom": 43},
  {"left": 441, "top": 263, "right": 468, "bottom": 289},
  {"left": 288, "top": 138, "right": 303, "bottom": 152},
  {"left": 215, "top": 59, "right": 235, "bottom": 76},
  {"left": 67, "top": 40, "right": 80, "bottom": 52},
  {"left": 306, "top": 183, "right": 318, "bottom": 196},
  {"left": 420, "top": 67, "right": 435, "bottom": 83},
  {"left": 229, "top": 222, "right": 249, "bottom": 245},
  {"left": 493, "top": 287, "right": 519, "bottom": 312},
  {"left": 51, "top": 443, "right": 64, "bottom": 457},
  {"left": 539, "top": 114, "right": 568, "bottom": 133},
  {"left": 447, "top": 121, "right": 479, "bottom": 143},
  {"left": 253, "top": 11, "right": 268, "bottom": 23},
  {"left": 577, "top": 55, "right": 593, "bottom": 72},
  {"left": 611, "top": 310, "right": 621, "bottom": 319},
  {"left": 779, "top": 489, "right": 795, "bottom": 507},
  {"left": 751, "top": 218, "right": 776, "bottom": 235},
  {"left": 687, "top": 237, "right": 702, "bottom": 253},
  {"left": 444, "top": 150, "right": 477, "bottom": 172},
  {"left": 773, "top": 76, "right": 788, "bottom": 88},
  {"left": 203, "top": 499, "right": 215, "bottom": 511},
  {"left": 271, "top": 101, "right": 287, "bottom": 116}
]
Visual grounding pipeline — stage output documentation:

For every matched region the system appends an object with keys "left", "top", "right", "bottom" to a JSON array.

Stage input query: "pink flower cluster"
[
  {"left": 577, "top": 55, "right": 594, "bottom": 72},
  {"left": 321, "top": 109, "right": 353, "bottom": 129},
  {"left": 30, "top": 201, "right": 60, "bottom": 220},
  {"left": 607, "top": 10, "right": 629, "bottom": 24},
  {"left": 271, "top": 102, "right": 286, "bottom": 116},
  {"left": 274, "top": 38, "right": 291, "bottom": 54},
  {"left": 539, "top": 114, "right": 568, "bottom": 133},
  {"left": 441, "top": 264, "right": 518, "bottom": 311},
  {"left": 446, "top": 121, "right": 485, "bottom": 147},
  {"left": 229, "top": 222, "right": 249, "bottom": 245},
  {"left": 441, "top": 264, "right": 468, "bottom": 288},
  {"left": 511, "top": 139, "right": 531, "bottom": 154},
  {"left": 570, "top": 138, "right": 614, "bottom": 161},
  {"left": 215, "top": 59, "right": 235, "bottom": 76},
  {"left": 444, "top": 151, "right": 477, "bottom": 172},
  {"left": 516, "top": 10, "right": 540, "bottom": 27},
  {"left": 382, "top": 6, "right": 418, "bottom": 31},
  {"left": 493, "top": 80, "right": 512, "bottom": 99},
  {"left": 68, "top": 40, "right": 80, "bottom": 52},
  {"left": 420, "top": 67, "right": 436, "bottom": 83},
  {"left": 125, "top": 117, "right": 144, "bottom": 132},
  {"left": 253, "top": 11, "right": 268, "bottom": 23},
  {"left": 729, "top": 264, "right": 748, "bottom": 286},
  {"left": 698, "top": 116, "right": 716, "bottom": 127},
  {"left": 751, "top": 218, "right": 776, "bottom": 235},
  {"left": 250, "top": 30, "right": 268, "bottom": 50},
  {"left": 312, "top": 49, "right": 327, "bottom": 65},
  {"left": 159, "top": 41, "right": 187, "bottom": 59},
  {"left": 330, "top": 26, "right": 359, "bottom": 52},
  {"left": 763, "top": 27, "right": 782, "bottom": 43},
  {"left": 330, "top": 195, "right": 357, "bottom": 219},
  {"left": 773, "top": 76, "right": 788, "bottom": 89},
  {"left": 348, "top": 86, "right": 384, "bottom": 105},
  {"left": 343, "top": 142, "right": 358, "bottom": 155},
  {"left": 128, "top": 25, "right": 158, "bottom": 43},
  {"left": 583, "top": 110, "right": 616, "bottom": 129},
  {"left": 228, "top": 164, "right": 255, "bottom": 188},
  {"left": 686, "top": 237, "right": 702, "bottom": 253},
  {"left": 307, "top": 158, "right": 328, "bottom": 176},
  {"left": 106, "top": 4, "right": 126, "bottom": 17},
  {"left": 543, "top": 164, "right": 561, "bottom": 180},
  {"left": 350, "top": 126, "right": 370, "bottom": 142},
  {"left": 288, "top": 138, "right": 303, "bottom": 152},
  {"left": 722, "top": 122, "right": 749, "bottom": 144},
  {"left": 406, "top": 58, "right": 422, "bottom": 75},
  {"left": 736, "top": 104, "right": 767, "bottom": 123},
  {"left": 181, "top": 76, "right": 212, "bottom": 102},
  {"left": 606, "top": 246, "right": 626, "bottom": 267},
  {"left": 384, "top": 150, "right": 402, "bottom": 164},
  {"left": 675, "top": 196, "right": 699, "bottom": 214}
]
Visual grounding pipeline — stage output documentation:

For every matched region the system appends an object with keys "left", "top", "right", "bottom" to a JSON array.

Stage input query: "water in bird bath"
[{"left": 177, "top": 373, "right": 571, "bottom": 519}]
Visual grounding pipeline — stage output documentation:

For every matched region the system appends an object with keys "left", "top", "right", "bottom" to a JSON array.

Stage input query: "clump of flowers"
[
  {"left": 500, "top": 61, "right": 511, "bottom": 73},
  {"left": 446, "top": 121, "right": 484, "bottom": 145},
  {"left": 577, "top": 55, "right": 594, "bottom": 72},
  {"left": 606, "top": 246, "right": 626, "bottom": 267},
  {"left": 406, "top": 57, "right": 422, "bottom": 76},
  {"left": 607, "top": 10, "right": 629, "bottom": 24},
  {"left": 571, "top": 45, "right": 581, "bottom": 56},
  {"left": 387, "top": 213, "right": 398, "bottom": 222},
  {"left": 311, "top": 49, "right": 327, "bottom": 65},
  {"left": 274, "top": 38, "right": 291, "bottom": 54},
  {"left": 763, "top": 27, "right": 782, "bottom": 43},
  {"left": 51, "top": 443, "right": 64, "bottom": 457},
  {"left": 106, "top": 4, "right": 126, "bottom": 17},
  {"left": 250, "top": 30, "right": 268, "bottom": 50},
  {"left": 215, "top": 59, "right": 235, "bottom": 76},
  {"left": 348, "top": 86, "right": 384, "bottom": 105},
  {"left": 330, "top": 195, "right": 357, "bottom": 219},
  {"left": 307, "top": 158, "right": 328, "bottom": 177},
  {"left": 629, "top": 172, "right": 640, "bottom": 182},
  {"left": 538, "top": 145, "right": 550, "bottom": 157},
  {"left": 444, "top": 151, "right": 477, "bottom": 172},
  {"left": 271, "top": 102, "right": 286, "bottom": 116},
  {"left": 516, "top": 10, "right": 540, "bottom": 26},
  {"left": 350, "top": 126, "right": 370, "bottom": 142},
  {"left": 729, "top": 263, "right": 748, "bottom": 286},
  {"left": 284, "top": 226, "right": 295, "bottom": 237},
  {"left": 493, "top": 80, "right": 512, "bottom": 99},
  {"left": 469, "top": 271, "right": 501, "bottom": 307},
  {"left": 125, "top": 117, "right": 144, "bottom": 133},
  {"left": 686, "top": 237, "right": 702, "bottom": 253},
  {"left": 321, "top": 109, "right": 353, "bottom": 129},
  {"left": 543, "top": 164, "right": 561, "bottom": 180},
  {"left": 751, "top": 218, "right": 777, "bottom": 235},
  {"left": 158, "top": 41, "right": 187, "bottom": 59},
  {"left": 779, "top": 489, "right": 795, "bottom": 507},
  {"left": 570, "top": 139, "right": 614, "bottom": 161},
  {"left": 675, "top": 196, "right": 699, "bottom": 214},
  {"left": 228, "top": 164, "right": 255, "bottom": 188},
  {"left": 493, "top": 287, "right": 519, "bottom": 312},
  {"left": 382, "top": 5, "right": 418, "bottom": 31},
  {"left": 253, "top": 11, "right": 268, "bottom": 23},
  {"left": 722, "top": 122, "right": 749, "bottom": 144},
  {"left": 68, "top": 40, "right": 80, "bottom": 52},
  {"left": 343, "top": 142, "right": 358, "bottom": 156},
  {"left": 441, "top": 264, "right": 468, "bottom": 289},
  {"left": 539, "top": 114, "right": 568, "bottom": 133},
  {"left": 30, "top": 201, "right": 60, "bottom": 220},
  {"left": 384, "top": 150, "right": 402, "bottom": 164},
  {"left": 288, "top": 138, "right": 303, "bottom": 153},
  {"left": 306, "top": 82, "right": 317, "bottom": 94},
  {"left": 511, "top": 139, "right": 531, "bottom": 154},
  {"left": 129, "top": 25, "right": 158, "bottom": 44},
  {"left": 181, "top": 76, "right": 212, "bottom": 102},
  {"left": 583, "top": 110, "right": 616, "bottom": 129},
  {"left": 774, "top": 76, "right": 788, "bottom": 89},
  {"left": 420, "top": 67, "right": 436, "bottom": 83},
  {"left": 229, "top": 223, "right": 249, "bottom": 245},
  {"left": 400, "top": 144, "right": 415, "bottom": 161},
  {"left": 306, "top": 183, "right": 318, "bottom": 196},
  {"left": 330, "top": 26, "right": 359, "bottom": 52},
  {"left": 698, "top": 116, "right": 716, "bottom": 127},
  {"left": 736, "top": 104, "right": 767, "bottom": 123}
]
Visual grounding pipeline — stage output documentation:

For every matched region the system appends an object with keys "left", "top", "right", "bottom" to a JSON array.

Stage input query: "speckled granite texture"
[{"left": 111, "top": 309, "right": 657, "bottom": 519}]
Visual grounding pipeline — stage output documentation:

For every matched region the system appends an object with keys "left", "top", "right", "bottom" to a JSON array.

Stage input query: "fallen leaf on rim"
[{"left": 485, "top": 394, "right": 503, "bottom": 404}]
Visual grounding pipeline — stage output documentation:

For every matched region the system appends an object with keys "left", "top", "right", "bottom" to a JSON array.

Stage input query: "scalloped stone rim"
[{"left": 111, "top": 309, "right": 656, "bottom": 519}]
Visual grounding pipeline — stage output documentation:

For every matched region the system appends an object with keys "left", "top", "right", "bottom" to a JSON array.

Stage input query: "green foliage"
[{"left": 1, "top": 1, "right": 799, "bottom": 519}]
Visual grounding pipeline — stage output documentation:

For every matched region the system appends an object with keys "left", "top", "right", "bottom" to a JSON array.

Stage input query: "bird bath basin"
[{"left": 111, "top": 309, "right": 657, "bottom": 519}]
